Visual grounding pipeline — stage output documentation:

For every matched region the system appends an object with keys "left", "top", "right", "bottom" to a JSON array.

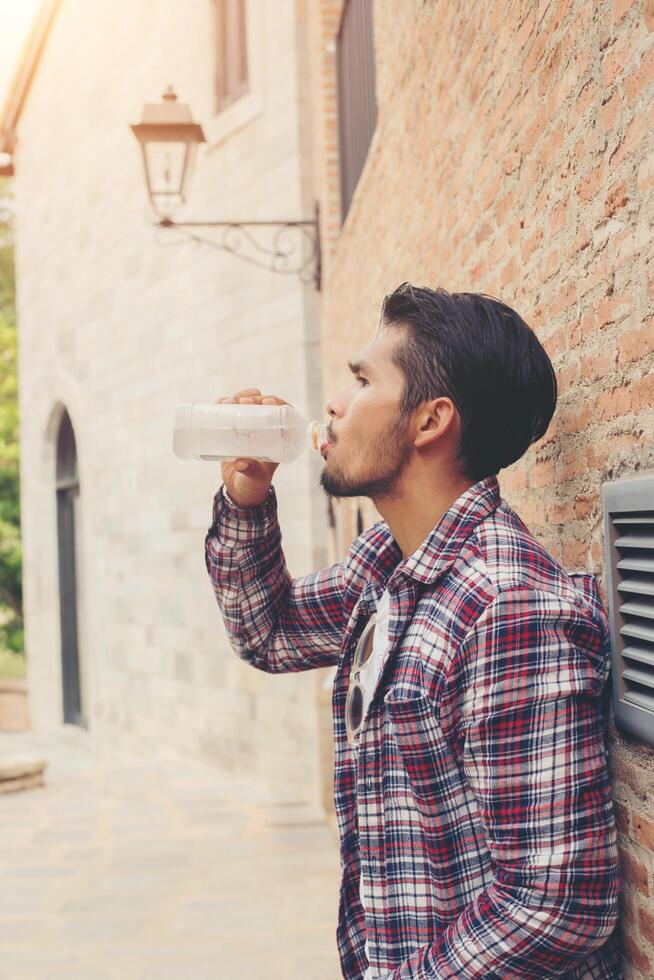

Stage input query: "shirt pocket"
[{"left": 383, "top": 686, "right": 465, "bottom": 816}]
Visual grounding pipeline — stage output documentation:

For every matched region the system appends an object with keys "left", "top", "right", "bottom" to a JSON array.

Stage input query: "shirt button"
[
  {"left": 366, "top": 777, "right": 373, "bottom": 791},
  {"left": 370, "top": 857, "right": 378, "bottom": 873},
  {"left": 359, "top": 600, "right": 368, "bottom": 615}
]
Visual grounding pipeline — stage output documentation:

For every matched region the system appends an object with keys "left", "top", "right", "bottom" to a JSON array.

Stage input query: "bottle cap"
[{"left": 309, "top": 421, "right": 329, "bottom": 453}]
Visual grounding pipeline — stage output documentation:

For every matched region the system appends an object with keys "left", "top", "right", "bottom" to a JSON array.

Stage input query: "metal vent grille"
[{"left": 603, "top": 475, "right": 654, "bottom": 745}]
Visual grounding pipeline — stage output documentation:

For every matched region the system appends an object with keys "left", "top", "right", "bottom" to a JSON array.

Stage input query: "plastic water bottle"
[{"left": 172, "top": 403, "right": 329, "bottom": 463}]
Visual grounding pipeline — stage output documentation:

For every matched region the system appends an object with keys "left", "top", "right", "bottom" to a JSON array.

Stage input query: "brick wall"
[{"left": 308, "top": 0, "right": 654, "bottom": 971}]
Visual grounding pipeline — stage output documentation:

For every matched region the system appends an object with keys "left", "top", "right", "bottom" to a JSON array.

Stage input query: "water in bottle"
[{"left": 172, "top": 403, "right": 329, "bottom": 463}]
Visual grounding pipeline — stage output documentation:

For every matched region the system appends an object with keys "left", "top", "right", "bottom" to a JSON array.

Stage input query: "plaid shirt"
[{"left": 205, "top": 475, "right": 622, "bottom": 979}]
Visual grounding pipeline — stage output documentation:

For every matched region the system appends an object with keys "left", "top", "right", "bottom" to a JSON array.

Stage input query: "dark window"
[
  {"left": 336, "top": 0, "right": 377, "bottom": 223},
  {"left": 214, "top": 0, "right": 249, "bottom": 113}
]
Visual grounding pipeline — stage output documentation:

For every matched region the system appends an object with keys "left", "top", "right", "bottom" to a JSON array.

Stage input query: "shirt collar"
[{"left": 395, "top": 474, "right": 501, "bottom": 586}]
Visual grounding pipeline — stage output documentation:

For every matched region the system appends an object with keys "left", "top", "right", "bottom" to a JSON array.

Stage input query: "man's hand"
[{"left": 215, "top": 388, "right": 291, "bottom": 508}]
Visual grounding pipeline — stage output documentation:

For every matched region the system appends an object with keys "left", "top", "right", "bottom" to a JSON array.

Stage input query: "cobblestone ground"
[{"left": 0, "top": 728, "right": 342, "bottom": 979}]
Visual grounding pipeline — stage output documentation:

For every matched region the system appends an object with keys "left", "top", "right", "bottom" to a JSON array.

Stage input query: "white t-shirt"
[{"left": 357, "top": 586, "right": 392, "bottom": 980}]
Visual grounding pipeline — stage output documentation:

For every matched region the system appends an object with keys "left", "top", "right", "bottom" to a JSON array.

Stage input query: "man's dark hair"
[{"left": 380, "top": 282, "right": 557, "bottom": 482}]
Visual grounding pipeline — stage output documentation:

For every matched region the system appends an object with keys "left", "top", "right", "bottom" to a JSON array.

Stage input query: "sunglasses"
[{"left": 345, "top": 612, "right": 378, "bottom": 748}]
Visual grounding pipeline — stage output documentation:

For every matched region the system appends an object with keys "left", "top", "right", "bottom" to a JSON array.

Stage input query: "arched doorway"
[{"left": 55, "top": 410, "right": 85, "bottom": 726}]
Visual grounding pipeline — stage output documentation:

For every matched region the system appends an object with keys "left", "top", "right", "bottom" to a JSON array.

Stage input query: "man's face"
[{"left": 320, "top": 327, "right": 414, "bottom": 500}]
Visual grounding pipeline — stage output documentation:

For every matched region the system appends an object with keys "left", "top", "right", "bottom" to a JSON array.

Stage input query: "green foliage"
[
  {"left": 0, "top": 175, "right": 22, "bottom": 665},
  {"left": 0, "top": 644, "right": 25, "bottom": 679}
]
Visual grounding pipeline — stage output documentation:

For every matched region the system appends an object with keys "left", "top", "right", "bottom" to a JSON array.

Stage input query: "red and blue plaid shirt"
[{"left": 205, "top": 474, "right": 622, "bottom": 979}]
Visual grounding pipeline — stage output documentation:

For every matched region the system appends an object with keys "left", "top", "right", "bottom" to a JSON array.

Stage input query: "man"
[{"left": 205, "top": 282, "right": 622, "bottom": 979}]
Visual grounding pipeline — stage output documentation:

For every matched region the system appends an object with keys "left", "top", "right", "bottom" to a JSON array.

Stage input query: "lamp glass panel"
[{"left": 143, "top": 140, "right": 189, "bottom": 210}]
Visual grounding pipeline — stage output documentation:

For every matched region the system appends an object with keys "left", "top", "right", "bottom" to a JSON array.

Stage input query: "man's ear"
[{"left": 413, "top": 398, "right": 458, "bottom": 449}]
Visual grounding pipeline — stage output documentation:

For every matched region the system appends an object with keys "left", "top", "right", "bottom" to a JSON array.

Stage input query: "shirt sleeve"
[
  {"left": 386, "top": 587, "right": 621, "bottom": 979},
  {"left": 204, "top": 483, "right": 348, "bottom": 673}
]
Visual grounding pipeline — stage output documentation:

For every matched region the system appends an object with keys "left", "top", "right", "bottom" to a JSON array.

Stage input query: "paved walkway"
[{"left": 0, "top": 727, "right": 342, "bottom": 979}]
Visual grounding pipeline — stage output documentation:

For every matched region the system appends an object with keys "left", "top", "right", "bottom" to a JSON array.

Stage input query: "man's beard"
[{"left": 319, "top": 415, "right": 413, "bottom": 501}]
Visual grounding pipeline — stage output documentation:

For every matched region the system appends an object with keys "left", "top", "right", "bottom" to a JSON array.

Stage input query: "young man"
[{"left": 205, "top": 283, "right": 622, "bottom": 979}]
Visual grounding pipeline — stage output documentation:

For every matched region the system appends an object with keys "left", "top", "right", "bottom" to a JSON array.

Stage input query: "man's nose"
[
  {"left": 325, "top": 382, "right": 350, "bottom": 419},
  {"left": 325, "top": 394, "right": 339, "bottom": 418}
]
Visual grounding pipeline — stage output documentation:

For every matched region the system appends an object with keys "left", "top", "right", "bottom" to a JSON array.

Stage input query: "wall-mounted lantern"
[
  {"left": 130, "top": 87, "right": 320, "bottom": 289},
  {"left": 130, "top": 86, "right": 206, "bottom": 214}
]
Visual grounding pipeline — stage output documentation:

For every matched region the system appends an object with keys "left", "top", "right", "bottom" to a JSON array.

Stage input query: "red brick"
[
  {"left": 502, "top": 145, "right": 521, "bottom": 176},
  {"left": 562, "top": 538, "right": 587, "bottom": 568},
  {"left": 590, "top": 539, "right": 604, "bottom": 565},
  {"left": 544, "top": 249, "right": 563, "bottom": 283},
  {"left": 541, "top": 120, "right": 565, "bottom": 169},
  {"left": 507, "top": 218, "right": 523, "bottom": 247},
  {"left": 529, "top": 459, "right": 556, "bottom": 489},
  {"left": 566, "top": 224, "right": 591, "bottom": 258},
  {"left": 639, "top": 904, "right": 654, "bottom": 947},
  {"left": 632, "top": 810, "right": 654, "bottom": 850},
  {"left": 495, "top": 191, "right": 515, "bottom": 224},
  {"left": 521, "top": 226, "right": 543, "bottom": 263},
  {"left": 549, "top": 195, "right": 569, "bottom": 235},
  {"left": 620, "top": 846, "right": 650, "bottom": 897},
  {"left": 558, "top": 446, "right": 586, "bottom": 482},
  {"left": 548, "top": 498, "right": 574, "bottom": 525},
  {"left": 579, "top": 245, "right": 611, "bottom": 297},
  {"left": 596, "top": 382, "right": 633, "bottom": 421},
  {"left": 577, "top": 160, "right": 604, "bottom": 203},
  {"left": 618, "top": 317, "right": 654, "bottom": 365},
  {"left": 580, "top": 346, "right": 617, "bottom": 381},
  {"left": 474, "top": 221, "right": 493, "bottom": 247},
  {"left": 547, "top": 59, "right": 579, "bottom": 118},
  {"left": 614, "top": 800, "right": 631, "bottom": 835},
  {"left": 601, "top": 22, "right": 641, "bottom": 88},
  {"left": 558, "top": 356, "right": 581, "bottom": 393},
  {"left": 560, "top": 402, "right": 594, "bottom": 437},
  {"left": 541, "top": 0, "right": 572, "bottom": 37},
  {"left": 609, "top": 110, "right": 649, "bottom": 169},
  {"left": 613, "top": 0, "right": 638, "bottom": 22},
  {"left": 604, "top": 180, "right": 629, "bottom": 216},
  {"left": 549, "top": 280, "right": 577, "bottom": 316},
  {"left": 631, "top": 372, "right": 654, "bottom": 414},
  {"left": 598, "top": 294, "right": 631, "bottom": 328},
  {"left": 624, "top": 931, "right": 653, "bottom": 975},
  {"left": 524, "top": 30, "right": 547, "bottom": 75},
  {"left": 585, "top": 431, "right": 641, "bottom": 468},
  {"left": 624, "top": 44, "right": 654, "bottom": 107},
  {"left": 574, "top": 494, "right": 597, "bottom": 520},
  {"left": 601, "top": 90, "right": 622, "bottom": 133},
  {"left": 501, "top": 467, "right": 528, "bottom": 494},
  {"left": 516, "top": 5, "right": 536, "bottom": 49},
  {"left": 565, "top": 323, "right": 583, "bottom": 360},
  {"left": 544, "top": 327, "right": 565, "bottom": 358},
  {"left": 611, "top": 751, "right": 654, "bottom": 798},
  {"left": 569, "top": 79, "right": 599, "bottom": 130}
]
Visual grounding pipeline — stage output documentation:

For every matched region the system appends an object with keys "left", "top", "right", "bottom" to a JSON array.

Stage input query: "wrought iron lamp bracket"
[{"left": 154, "top": 202, "right": 321, "bottom": 290}]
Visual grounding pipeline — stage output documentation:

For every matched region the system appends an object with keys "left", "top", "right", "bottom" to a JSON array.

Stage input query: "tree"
[{"left": 0, "top": 175, "right": 23, "bottom": 656}]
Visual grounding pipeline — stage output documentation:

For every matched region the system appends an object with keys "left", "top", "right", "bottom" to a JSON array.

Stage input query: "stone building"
[
  {"left": 305, "top": 1, "right": 654, "bottom": 975},
  {"left": 0, "top": 0, "right": 334, "bottom": 804}
]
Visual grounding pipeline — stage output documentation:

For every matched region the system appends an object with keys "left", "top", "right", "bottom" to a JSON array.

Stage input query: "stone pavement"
[{"left": 0, "top": 727, "right": 342, "bottom": 979}]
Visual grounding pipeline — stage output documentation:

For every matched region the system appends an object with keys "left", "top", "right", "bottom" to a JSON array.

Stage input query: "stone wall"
[{"left": 12, "top": 0, "right": 331, "bottom": 802}]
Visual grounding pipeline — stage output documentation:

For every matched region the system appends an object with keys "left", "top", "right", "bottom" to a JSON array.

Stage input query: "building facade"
[{"left": 2, "top": 0, "right": 334, "bottom": 803}]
